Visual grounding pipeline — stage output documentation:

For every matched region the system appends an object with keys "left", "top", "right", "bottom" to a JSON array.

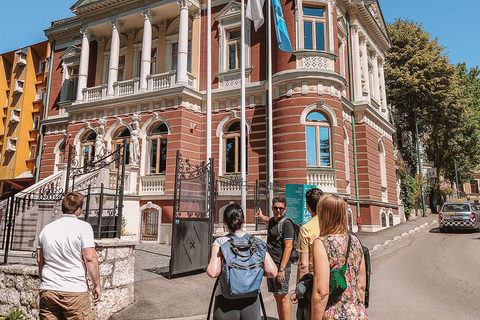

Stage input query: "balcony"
[
  {"left": 140, "top": 175, "right": 166, "bottom": 195},
  {"left": 294, "top": 50, "right": 337, "bottom": 71},
  {"left": 217, "top": 175, "right": 242, "bottom": 196},
  {"left": 83, "top": 84, "right": 107, "bottom": 103},
  {"left": 77, "top": 70, "right": 196, "bottom": 104},
  {"left": 114, "top": 78, "right": 139, "bottom": 97},
  {"left": 147, "top": 71, "right": 176, "bottom": 91},
  {"left": 307, "top": 168, "right": 337, "bottom": 193}
]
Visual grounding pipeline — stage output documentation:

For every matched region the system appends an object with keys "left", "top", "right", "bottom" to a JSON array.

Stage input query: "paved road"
[{"left": 368, "top": 226, "right": 480, "bottom": 319}]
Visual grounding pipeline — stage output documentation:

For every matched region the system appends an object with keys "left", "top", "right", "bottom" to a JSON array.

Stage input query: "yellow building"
[{"left": 0, "top": 42, "right": 51, "bottom": 195}]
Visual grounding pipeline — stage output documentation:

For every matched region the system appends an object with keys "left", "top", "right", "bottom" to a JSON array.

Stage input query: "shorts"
[
  {"left": 39, "top": 290, "right": 93, "bottom": 320},
  {"left": 267, "top": 264, "right": 291, "bottom": 295},
  {"left": 213, "top": 294, "right": 261, "bottom": 320}
]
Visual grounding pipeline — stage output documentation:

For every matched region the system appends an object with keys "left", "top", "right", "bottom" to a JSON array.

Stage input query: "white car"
[{"left": 438, "top": 201, "right": 480, "bottom": 232}]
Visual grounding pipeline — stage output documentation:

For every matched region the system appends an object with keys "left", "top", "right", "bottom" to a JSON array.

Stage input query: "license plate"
[
  {"left": 444, "top": 212, "right": 455, "bottom": 215},
  {"left": 453, "top": 216, "right": 464, "bottom": 221}
]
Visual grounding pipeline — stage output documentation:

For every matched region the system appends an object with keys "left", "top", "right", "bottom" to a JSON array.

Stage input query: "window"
[
  {"left": 223, "top": 122, "right": 248, "bottom": 174},
  {"left": 227, "top": 29, "right": 241, "bottom": 70},
  {"left": 151, "top": 49, "right": 157, "bottom": 74},
  {"left": 33, "top": 116, "right": 40, "bottom": 130},
  {"left": 303, "top": 5, "right": 326, "bottom": 50},
  {"left": 118, "top": 55, "right": 126, "bottom": 81},
  {"left": 112, "top": 127, "right": 131, "bottom": 166},
  {"left": 172, "top": 42, "right": 192, "bottom": 73},
  {"left": 147, "top": 123, "right": 168, "bottom": 174},
  {"left": 29, "top": 145, "right": 36, "bottom": 159},
  {"left": 66, "top": 66, "right": 79, "bottom": 101},
  {"left": 379, "top": 142, "right": 387, "bottom": 188},
  {"left": 81, "top": 131, "right": 96, "bottom": 166},
  {"left": 59, "top": 140, "right": 66, "bottom": 164},
  {"left": 38, "top": 60, "right": 47, "bottom": 73},
  {"left": 306, "top": 112, "right": 330, "bottom": 167},
  {"left": 470, "top": 180, "right": 479, "bottom": 194}
]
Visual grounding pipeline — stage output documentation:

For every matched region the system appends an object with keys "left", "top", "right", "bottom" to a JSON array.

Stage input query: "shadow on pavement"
[{"left": 429, "top": 227, "right": 478, "bottom": 234}]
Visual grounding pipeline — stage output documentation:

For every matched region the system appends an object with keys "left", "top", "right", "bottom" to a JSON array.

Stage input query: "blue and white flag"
[
  {"left": 271, "top": 0, "right": 292, "bottom": 52},
  {"left": 246, "top": 0, "right": 266, "bottom": 31}
]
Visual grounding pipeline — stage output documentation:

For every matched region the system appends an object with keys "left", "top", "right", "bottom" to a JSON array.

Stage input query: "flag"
[
  {"left": 246, "top": 0, "right": 266, "bottom": 31},
  {"left": 271, "top": 0, "right": 292, "bottom": 53}
]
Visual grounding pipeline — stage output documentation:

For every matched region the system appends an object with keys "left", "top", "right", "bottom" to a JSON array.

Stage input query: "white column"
[
  {"left": 371, "top": 53, "right": 380, "bottom": 102},
  {"left": 379, "top": 60, "right": 387, "bottom": 111},
  {"left": 107, "top": 19, "right": 122, "bottom": 97},
  {"left": 140, "top": 9, "right": 153, "bottom": 91},
  {"left": 351, "top": 25, "right": 362, "bottom": 101},
  {"left": 240, "top": 0, "right": 247, "bottom": 218},
  {"left": 360, "top": 37, "right": 370, "bottom": 100},
  {"left": 176, "top": 0, "right": 191, "bottom": 85},
  {"left": 76, "top": 28, "right": 90, "bottom": 102}
]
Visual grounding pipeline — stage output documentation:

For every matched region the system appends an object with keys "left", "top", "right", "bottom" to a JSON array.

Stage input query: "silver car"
[{"left": 439, "top": 201, "right": 480, "bottom": 232}]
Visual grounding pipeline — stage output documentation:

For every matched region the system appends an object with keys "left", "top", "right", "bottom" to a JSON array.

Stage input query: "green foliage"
[
  {"left": 397, "top": 166, "right": 420, "bottom": 219},
  {"left": 386, "top": 19, "right": 457, "bottom": 174},
  {"left": 0, "top": 308, "right": 29, "bottom": 320}
]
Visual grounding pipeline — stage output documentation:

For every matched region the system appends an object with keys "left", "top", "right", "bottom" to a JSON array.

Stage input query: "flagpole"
[
  {"left": 207, "top": 0, "right": 212, "bottom": 162},
  {"left": 241, "top": 0, "right": 247, "bottom": 218},
  {"left": 266, "top": 0, "right": 273, "bottom": 217}
]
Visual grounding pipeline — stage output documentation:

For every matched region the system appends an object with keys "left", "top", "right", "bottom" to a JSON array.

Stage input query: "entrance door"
[{"left": 141, "top": 208, "right": 159, "bottom": 241}]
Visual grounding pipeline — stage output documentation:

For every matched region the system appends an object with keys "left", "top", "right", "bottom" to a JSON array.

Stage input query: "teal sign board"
[{"left": 285, "top": 184, "right": 316, "bottom": 225}]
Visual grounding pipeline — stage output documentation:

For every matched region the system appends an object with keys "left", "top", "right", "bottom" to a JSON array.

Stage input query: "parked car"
[{"left": 438, "top": 201, "right": 480, "bottom": 232}]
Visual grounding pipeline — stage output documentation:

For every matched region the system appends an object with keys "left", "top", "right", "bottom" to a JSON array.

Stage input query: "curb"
[{"left": 369, "top": 219, "right": 438, "bottom": 255}]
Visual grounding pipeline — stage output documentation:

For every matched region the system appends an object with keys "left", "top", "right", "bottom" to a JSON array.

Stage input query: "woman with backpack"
[
  {"left": 207, "top": 203, "right": 277, "bottom": 320},
  {"left": 311, "top": 194, "right": 368, "bottom": 319}
]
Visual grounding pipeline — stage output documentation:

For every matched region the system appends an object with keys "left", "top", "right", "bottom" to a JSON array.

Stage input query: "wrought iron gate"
[
  {"left": 0, "top": 140, "right": 127, "bottom": 263},
  {"left": 66, "top": 139, "right": 127, "bottom": 238},
  {"left": 169, "top": 151, "right": 215, "bottom": 276}
]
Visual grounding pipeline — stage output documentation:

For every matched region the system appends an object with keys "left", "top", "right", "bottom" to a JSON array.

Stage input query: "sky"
[{"left": 0, "top": 0, "right": 478, "bottom": 69}]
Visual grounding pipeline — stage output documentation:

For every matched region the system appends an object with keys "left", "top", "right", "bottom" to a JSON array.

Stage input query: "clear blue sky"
[{"left": 0, "top": 0, "right": 478, "bottom": 69}]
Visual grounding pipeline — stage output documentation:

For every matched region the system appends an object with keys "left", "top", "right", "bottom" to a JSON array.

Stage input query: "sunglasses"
[{"left": 273, "top": 206, "right": 286, "bottom": 211}]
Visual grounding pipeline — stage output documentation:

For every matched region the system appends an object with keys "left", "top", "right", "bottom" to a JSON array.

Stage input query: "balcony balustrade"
[
  {"left": 307, "top": 168, "right": 337, "bottom": 193},
  {"left": 140, "top": 175, "right": 166, "bottom": 195}
]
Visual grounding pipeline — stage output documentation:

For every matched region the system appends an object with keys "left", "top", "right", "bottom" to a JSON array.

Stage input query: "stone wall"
[{"left": 0, "top": 239, "right": 136, "bottom": 320}]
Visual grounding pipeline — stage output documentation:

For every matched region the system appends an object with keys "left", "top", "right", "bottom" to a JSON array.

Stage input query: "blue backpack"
[{"left": 219, "top": 234, "right": 266, "bottom": 298}]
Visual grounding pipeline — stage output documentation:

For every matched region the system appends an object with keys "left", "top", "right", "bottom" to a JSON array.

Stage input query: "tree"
[{"left": 385, "top": 19, "right": 457, "bottom": 175}]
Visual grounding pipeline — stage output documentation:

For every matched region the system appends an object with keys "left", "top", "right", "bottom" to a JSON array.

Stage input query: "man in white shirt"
[{"left": 37, "top": 192, "right": 101, "bottom": 320}]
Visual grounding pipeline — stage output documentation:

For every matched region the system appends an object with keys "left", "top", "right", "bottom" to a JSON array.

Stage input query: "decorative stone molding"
[
  {"left": 300, "top": 103, "right": 338, "bottom": 127},
  {"left": 158, "top": 19, "right": 167, "bottom": 30},
  {"left": 177, "top": 0, "right": 191, "bottom": 9},
  {"left": 365, "top": 115, "right": 393, "bottom": 141},
  {"left": 127, "top": 28, "right": 135, "bottom": 39}
]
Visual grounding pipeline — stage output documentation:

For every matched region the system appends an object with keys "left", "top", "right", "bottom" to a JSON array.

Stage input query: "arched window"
[
  {"left": 147, "top": 122, "right": 168, "bottom": 174},
  {"left": 81, "top": 130, "right": 96, "bottom": 166},
  {"left": 306, "top": 112, "right": 331, "bottom": 167},
  {"left": 112, "top": 127, "right": 131, "bottom": 165},
  {"left": 379, "top": 141, "right": 387, "bottom": 188},
  {"left": 59, "top": 140, "right": 66, "bottom": 165},
  {"left": 223, "top": 122, "right": 248, "bottom": 174}
]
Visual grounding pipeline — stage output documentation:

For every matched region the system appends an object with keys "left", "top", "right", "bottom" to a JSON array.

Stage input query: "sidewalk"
[{"left": 111, "top": 214, "right": 438, "bottom": 320}]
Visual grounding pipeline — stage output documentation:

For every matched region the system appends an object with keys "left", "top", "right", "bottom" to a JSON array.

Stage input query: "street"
[{"left": 368, "top": 226, "right": 480, "bottom": 319}]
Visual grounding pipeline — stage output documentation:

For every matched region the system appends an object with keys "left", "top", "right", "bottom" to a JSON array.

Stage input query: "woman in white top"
[{"left": 207, "top": 203, "right": 277, "bottom": 320}]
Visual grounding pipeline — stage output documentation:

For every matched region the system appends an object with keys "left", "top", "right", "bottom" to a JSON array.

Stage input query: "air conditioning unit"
[
  {"left": 10, "top": 109, "right": 20, "bottom": 123},
  {"left": 6, "top": 138, "right": 17, "bottom": 152},
  {"left": 13, "top": 80, "right": 24, "bottom": 94},
  {"left": 15, "top": 50, "right": 27, "bottom": 66}
]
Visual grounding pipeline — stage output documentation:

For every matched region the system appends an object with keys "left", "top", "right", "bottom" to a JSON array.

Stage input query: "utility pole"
[
  {"left": 454, "top": 158, "right": 460, "bottom": 199},
  {"left": 415, "top": 114, "right": 426, "bottom": 217}
]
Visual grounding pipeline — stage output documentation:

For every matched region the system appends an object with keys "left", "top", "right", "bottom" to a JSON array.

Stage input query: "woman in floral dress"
[{"left": 311, "top": 194, "right": 368, "bottom": 320}]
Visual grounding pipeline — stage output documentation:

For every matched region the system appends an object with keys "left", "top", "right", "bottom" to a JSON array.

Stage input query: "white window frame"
[
  {"left": 305, "top": 111, "right": 332, "bottom": 168},
  {"left": 296, "top": 0, "right": 333, "bottom": 53},
  {"left": 146, "top": 122, "right": 168, "bottom": 175},
  {"left": 214, "top": 2, "right": 251, "bottom": 73}
]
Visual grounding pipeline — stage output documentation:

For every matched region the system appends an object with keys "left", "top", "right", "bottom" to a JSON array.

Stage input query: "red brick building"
[{"left": 36, "top": 0, "right": 400, "bottom": 242}]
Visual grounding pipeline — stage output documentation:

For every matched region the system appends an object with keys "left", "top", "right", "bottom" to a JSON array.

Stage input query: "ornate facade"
[{"left": 36, "top": 0, "right": 400, "bottom": 242}]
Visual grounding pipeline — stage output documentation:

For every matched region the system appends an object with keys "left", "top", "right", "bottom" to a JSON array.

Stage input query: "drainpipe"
[
  {"left": 346, "top": 13, "right": 362, "bottom": 231},
  {"left": 35, "top": 41, "right": 55, "bottom": 183}
]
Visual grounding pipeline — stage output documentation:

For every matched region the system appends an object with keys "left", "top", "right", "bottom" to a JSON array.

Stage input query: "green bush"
[
  {"left": 398, "top": 167, "right": 421, "bottom": 220},
  {"left": 0, "top": 308, "right": 29, "bottom": 320}
]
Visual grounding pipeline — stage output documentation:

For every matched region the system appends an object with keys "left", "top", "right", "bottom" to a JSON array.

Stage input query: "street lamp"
[
  {"left": 414, "top": 114, "right": 426, "bottom": 217},
  {"left": 454, "top": 158, "right": 460, "bottom": 199}
]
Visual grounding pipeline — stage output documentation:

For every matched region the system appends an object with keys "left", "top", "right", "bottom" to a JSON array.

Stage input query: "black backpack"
[
  {"left": 277, "top": 218, "right": 301, "bottom": 263},
  {"left": 350, "top": 232, "right": 371, "bottom": 308}
]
